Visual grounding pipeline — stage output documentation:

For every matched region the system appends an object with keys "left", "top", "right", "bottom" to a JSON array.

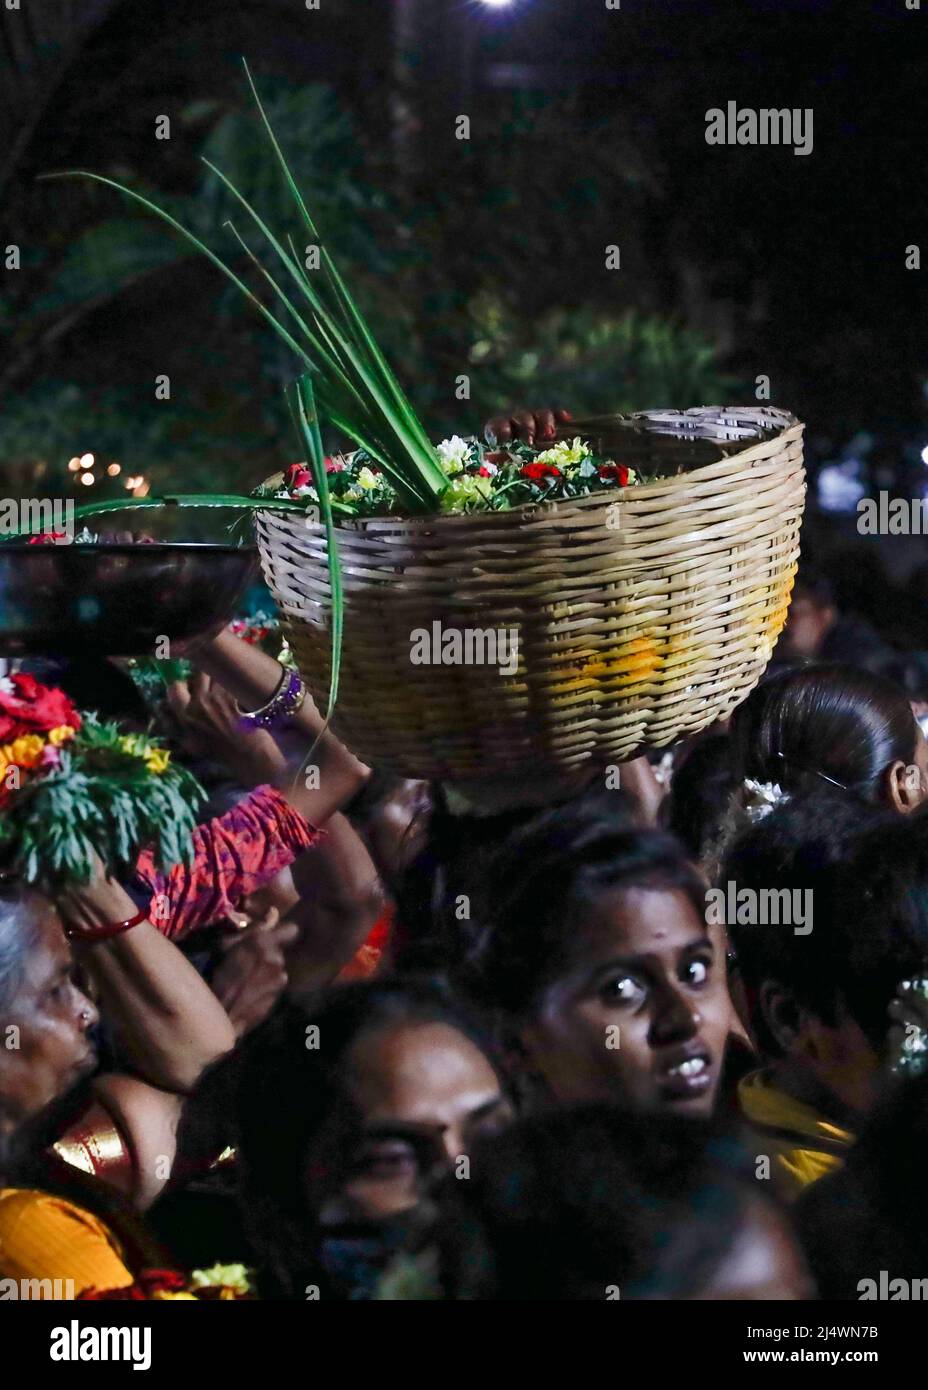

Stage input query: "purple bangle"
[{"left": 237, "top": 669, "right": 306, "bottom": 733}]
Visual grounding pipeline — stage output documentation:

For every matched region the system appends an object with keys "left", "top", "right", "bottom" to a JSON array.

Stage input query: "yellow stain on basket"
[
  {"left": 735, "top": 569, "right": 797, "bottom": 638},
  {"left": 547, "top": 635, "right": 662, "bottom": 693}
]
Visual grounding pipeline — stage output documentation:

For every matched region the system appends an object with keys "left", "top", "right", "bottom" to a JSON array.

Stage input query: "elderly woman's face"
[{"left": 0, "top": 895, "right": 98, "bottom": 1138}]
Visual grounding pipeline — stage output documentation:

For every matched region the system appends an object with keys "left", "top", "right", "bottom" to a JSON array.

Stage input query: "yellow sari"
[
  {"left": 738, "top": 1069, "right": 855, "bottom": 1200},
  {"left": 0, "top": 1187, "right": 134, "bottom": 1296}
]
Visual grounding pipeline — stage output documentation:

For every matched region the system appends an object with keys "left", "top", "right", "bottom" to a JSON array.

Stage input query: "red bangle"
[{"left": 66, "top": 907, "right": 150, "bottom": 943}]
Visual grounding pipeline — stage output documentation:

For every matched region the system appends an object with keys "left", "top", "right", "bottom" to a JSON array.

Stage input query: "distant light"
[
  {"left": 134, "top": 479, "right": 151, "bottom": 498},
  {"left": 477, "top": 0, "right": 513, "bottom": 6},
  {"left": 921, "top": 445, "right": 928, "bottom": 466},
  {"left": 80, "top": 472, "right": 95, "bottom": 486},
  {"left": 79, "top": 452, "right": 94, "bottom": 469},
  {"left": 67, "top": 457, "right": 81, "bottom": 472},
  {"left": 107, "top": 463, "right": 121, "bottom": 477}
]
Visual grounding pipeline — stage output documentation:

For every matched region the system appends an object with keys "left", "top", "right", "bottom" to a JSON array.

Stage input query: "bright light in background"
[
  {"left": 79, "top": 452, "right": 94, "bottom": 469},
  {"left": 67, "top": 457, "right": 81, "bottom": 472},
  {"left": 921, "top": 445, "right": 928, "bottom": 466},
  {"left": 476, "top": 0, "right": 514, "bottom": 6},
  {"left": 107, "top": 463, "right": 121, "bottom": 477},
  {"left": 80, "top": 472, "right": 95, "bottom": 486}
]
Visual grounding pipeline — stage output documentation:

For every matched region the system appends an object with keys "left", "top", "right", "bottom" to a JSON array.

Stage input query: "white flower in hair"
[
  {"left": 653, "top": 751, "right": 675, "bottom": 788},
  {"left": 742, "top": 778, "right": 790, "bottom": 824}
]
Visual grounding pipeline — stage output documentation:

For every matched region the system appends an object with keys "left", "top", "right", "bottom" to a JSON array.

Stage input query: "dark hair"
[
  {"left": 663, "top": 733, "right": 738, "bottom": 861},
  {"left": 730, "top": 664, "right": 917, "bottom": 802},
  {"left": 462, "top": 798, "right": 706, "bottom": 1017},
  {"left": 394, "top": 785, "right": 640, "bottom": 973},
  {"left": 212, "top": 977, "right": 505, "bottom": 1300},
  {"left": 720, "top": 796, "right": 928, "bottom": 1053},
  {"left": 797, "top": 1071, "right": 928, "bottom": 1299},
  {"left": 55, "top": 655, "right": 150, "bottom": 728},
  {"left": 425, "top": 1104, "right": 781, "bottom": 1299},
  {"left": 876, "top": 651, "right": 928, "bottom": 705}
]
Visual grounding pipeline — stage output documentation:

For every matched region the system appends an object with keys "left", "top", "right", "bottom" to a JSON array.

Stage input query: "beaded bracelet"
[{"left": 236, "top": 668, "right": 307, "bottom": 734}]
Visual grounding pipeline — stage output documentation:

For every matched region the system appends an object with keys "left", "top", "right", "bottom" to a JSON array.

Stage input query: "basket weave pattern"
[{"left": 255, "top": 407, "right": 805, "bottom": 779}]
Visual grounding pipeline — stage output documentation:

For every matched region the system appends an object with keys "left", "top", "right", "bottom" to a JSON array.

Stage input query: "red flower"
[
  {"left": 27, "top": 532, "right": 70, "bottom": 546},
  {"left": 0, "top": 674, "right": 81, "bottom": 744},
  {"left": 520, "top": 463, "right": 562, "bottom": 484},
  {"left": 283, "top": 464, "right": 313, "bottom": 491},
  {"left": 77, "top": 1269, "right": 187, "bottom": 1301},
  {"left": 598, "top": 464, "right": 631, "bottom": 486},
  {"left": 324, "top": 457, "right": 346, "bottom": 474}
]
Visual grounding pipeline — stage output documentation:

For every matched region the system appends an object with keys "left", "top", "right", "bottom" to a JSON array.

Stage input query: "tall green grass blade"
[
  {"left": 292, "top": 375, "right": 343, "bottom": 727},
  {"left": 205, "top": 157, "right": 442, "bottom": 508},
  {"left": 43, "top": 172, "right": 316, "bottom": 374},
  {"left": 240, "top": 61, "right": 445, "bottom": 491}
]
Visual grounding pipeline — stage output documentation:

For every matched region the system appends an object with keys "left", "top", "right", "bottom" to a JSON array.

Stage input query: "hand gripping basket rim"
[{"left": 254, "top": 406, "right": 806, "bottom": 780}]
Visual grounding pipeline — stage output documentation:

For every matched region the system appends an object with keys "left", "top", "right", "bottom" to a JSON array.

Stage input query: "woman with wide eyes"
[
  {"left": 213, "top": 978, "right": 512, "bottom": 1299},
  {"left": 462, "top": 799, "right": 735, "bottom": 1118}
]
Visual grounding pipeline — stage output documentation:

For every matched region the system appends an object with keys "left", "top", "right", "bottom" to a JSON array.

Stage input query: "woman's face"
[
  {"left": 310, "top": 1021, "right": 511, "bottom": 1222},
  {"left": 521, "top": 887, "right": 733, "bottom": 1117},
  {"left": 0, "top": 896, "right": 98, "bottom": 1136}
]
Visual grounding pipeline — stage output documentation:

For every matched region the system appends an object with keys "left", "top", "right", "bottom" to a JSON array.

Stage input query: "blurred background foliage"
[{"left": 0, "top": 0, "right": 760, "bottom": 505}]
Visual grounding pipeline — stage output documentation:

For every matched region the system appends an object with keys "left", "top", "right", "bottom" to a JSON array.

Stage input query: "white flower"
[
  {"left": 742, "top": 778, "right": 790, "bottom": 823},
  {"left": 294, "top": 484, "right": 318, "bottom": 500},
  {"left": 653, "top": 751, "right": 675, "bottom": 787},
  {"left": 437, "top": 435, "right": 472, "bottom": 476}
]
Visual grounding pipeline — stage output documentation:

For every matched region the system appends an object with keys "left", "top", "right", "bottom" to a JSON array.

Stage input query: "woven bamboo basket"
[{"left": 254, "top": 406, "right": 805, "bottom": 780}]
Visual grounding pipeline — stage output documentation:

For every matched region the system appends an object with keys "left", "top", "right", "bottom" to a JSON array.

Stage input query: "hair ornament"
[{"left": 742, "top": 778, "right": 790, "bottom": 824}]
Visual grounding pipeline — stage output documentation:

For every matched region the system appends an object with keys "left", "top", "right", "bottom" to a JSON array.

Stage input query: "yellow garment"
[
  {"left": 738, "top": 1070, "right": 855, "bottom": 1200},
  {"left": 0, "top": 1188, "right": 133, "bottom": 1298}
]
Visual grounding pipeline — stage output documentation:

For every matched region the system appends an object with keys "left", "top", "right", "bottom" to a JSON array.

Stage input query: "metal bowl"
[{"left": 0, "top": 544, "right": 259, "bottom": 656}]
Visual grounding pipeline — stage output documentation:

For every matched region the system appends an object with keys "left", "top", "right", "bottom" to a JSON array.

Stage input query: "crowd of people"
[{"left": 3, "top": 409, "right": 928, "bottom": 1302}]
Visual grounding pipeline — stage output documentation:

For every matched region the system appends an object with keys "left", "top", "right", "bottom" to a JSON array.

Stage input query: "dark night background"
[{"left": 1, "top": 0, "right": 926, "bottom": 514}]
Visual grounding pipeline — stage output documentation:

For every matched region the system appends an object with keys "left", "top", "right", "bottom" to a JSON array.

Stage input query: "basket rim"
[{"left": 256, "top": 408, "right": 804, "bottom": 534}]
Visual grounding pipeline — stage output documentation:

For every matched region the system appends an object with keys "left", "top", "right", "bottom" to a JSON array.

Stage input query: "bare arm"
[
  {"left": 286, "top": 811, "right": 385, "bottom": 993},
  {"left": 191, "top": 629, "right": 370, "bottom": 826},
  {"left": 60, "top": 868, "right": 236, "bottom": 1094}
]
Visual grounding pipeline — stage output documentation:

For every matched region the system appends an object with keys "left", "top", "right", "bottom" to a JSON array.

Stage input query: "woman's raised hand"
[{"left": 484, "top": 407, "right": 572, "bottom": 448}]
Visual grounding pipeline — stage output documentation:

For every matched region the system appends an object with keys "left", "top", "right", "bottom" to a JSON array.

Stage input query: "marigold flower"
[{"left": 7, "top": 735, "right": 45, "bottom": 769}]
